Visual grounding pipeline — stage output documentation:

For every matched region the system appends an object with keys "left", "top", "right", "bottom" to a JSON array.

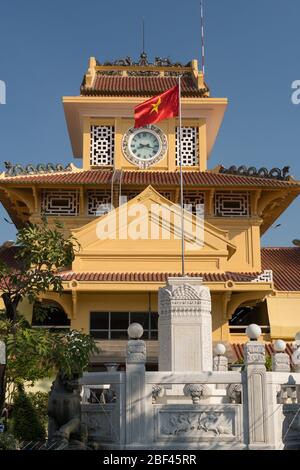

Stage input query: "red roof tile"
[
  {"left": 261, "top": 247, "right": 300, "bottom": 291},
  {"left": 82, "top": 75, "right": 205, "bottom": 98},
  {"left": 59, "top": 271, "right": 261, "bottom": 282},
  {"left": 2, "top": 169, "right": 299, "bottom": 188},
  {"left": 0, "top": 243, "right": 299, "bottom": 292},
  {"left": 231, "top": 343, "right": 295, "bottom": 362}
]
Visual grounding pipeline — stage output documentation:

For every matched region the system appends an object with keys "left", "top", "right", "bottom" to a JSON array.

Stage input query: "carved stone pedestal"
[{"left": 158, "top": 277, "right": 212, "bottom": 372}]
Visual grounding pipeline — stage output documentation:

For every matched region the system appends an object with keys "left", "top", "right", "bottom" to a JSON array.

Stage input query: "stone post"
[
  {"left": 213, "top": 343, "right": 228, "bottom": 390},
  {"left": 292, "top": 331, "right": 300, "bottom": 373},
  {"left": 272, "top": 340, "right": 290, "bottom": 372},
  {"left": 158, "top": 276, "right": 212, "bottom": 372},
  {"left": 244, "top": 324, "right": 269, "bottom": 449},
  {"left": 125, "top": 323, "right": 147, "bottom": 447},
  {"left": 213, "top": 343, "right": 228, "bottom": 372}
]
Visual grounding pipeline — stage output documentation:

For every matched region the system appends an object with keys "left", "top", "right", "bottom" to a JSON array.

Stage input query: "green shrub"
[
  {"left": 265, "top": 355, "right": 272, "bottom": 371},
  {"left": 11, "top": 385, "right": 46, "bottom": 441},
  {"left": 27, "top": 391, "right": 49, "bottom": 429},
  {"left": 0, "top": 432, "right": 19, "bottom": 450}
]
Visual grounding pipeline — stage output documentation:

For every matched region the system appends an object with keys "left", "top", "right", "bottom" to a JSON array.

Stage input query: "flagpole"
[
  {"left": 178, "top": 75, "right": 185, "bottom": 276},
  {"left": 200, "top": 0, "right": 205, "bottom": 76}
]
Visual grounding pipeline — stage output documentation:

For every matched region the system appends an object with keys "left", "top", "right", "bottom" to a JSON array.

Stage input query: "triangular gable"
[{"left": 72, "top": 186, "right": 236, "bottom": 273}]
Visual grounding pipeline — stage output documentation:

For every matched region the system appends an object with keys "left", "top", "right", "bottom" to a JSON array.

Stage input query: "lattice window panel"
[
  {"left": 251, "top": 270, "right": 273, "bottom": 283},
  {"left": 87, "top": 190, "right": 112, "bottom": 216},
  {"left": 183, "top": 191, "right": 205, "bottom": 216},
  {"left": 215, "top": 192, "right": 250, "bottom": 217},
  {"left": 41, "top": 190, "right": 79, "bottom": 216},
  {"left": 90, "top": 125, "right": 115, "bottom": 166},
  {"left": 175, "top": 127, "right": 199, "bottom": 166}
]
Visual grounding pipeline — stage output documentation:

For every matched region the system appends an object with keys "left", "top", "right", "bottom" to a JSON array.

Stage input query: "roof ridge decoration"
[
  {"left": 1, "top": 168, "right": 300, "bottom": 188},
  {"left": 82, "top": 55, "right": 209, "bottom": 96},
  {"left": 219, "top": 164, "right": 291, "bottom": 181},
  {"left": 2, "top": 161, "right": 80, "bottom": 178},
  {"left": 102, "top": 53, "right": 190, "bottom": 68}
]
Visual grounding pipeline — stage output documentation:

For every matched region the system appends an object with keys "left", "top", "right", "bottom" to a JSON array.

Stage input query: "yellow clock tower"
[{"left": 1, "top": 53, "right": 300, "bottom": 368}]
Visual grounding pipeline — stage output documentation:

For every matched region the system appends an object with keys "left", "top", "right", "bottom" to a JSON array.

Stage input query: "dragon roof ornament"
[
  {"left": 4, "top": 161, "right": 73, "bottom": 177},
  {"left": 102, "top": 53, "right": 190, "bottom": 68},
  {"left": 219, "top": 165, "right": 291, "bottom": 181}
]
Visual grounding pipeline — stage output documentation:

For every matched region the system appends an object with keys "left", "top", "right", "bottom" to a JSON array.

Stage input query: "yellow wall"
[
  {"left": 83, "top": 117, "right": 207, "bottom": 172},
  {"left": 211, "top": 293, "right": 229, "bottom": 341},
  {"left": 72, "top": 291, "right": 157, "bottom": 332},
  {"left": 267, "top": 293, "right": 300, "bottom": 339},
  {"left": 207, "top": 218, "right": 262, "bottom": 272},
  {"left": 65, "top": 291, "right": 227, "bottom": 340}
]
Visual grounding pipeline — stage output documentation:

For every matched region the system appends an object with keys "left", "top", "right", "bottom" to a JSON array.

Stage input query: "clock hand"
[
  {"left": 138, "top": 144, "right": 153, "bottom": 149},
  {"left": 139, "top": 143, "right": 156, "bottom": 148}
]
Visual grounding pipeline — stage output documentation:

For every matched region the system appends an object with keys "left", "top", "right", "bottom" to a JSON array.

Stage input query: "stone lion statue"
[{"left": 47, "top": 372, "right": 87, "bottom": 449}]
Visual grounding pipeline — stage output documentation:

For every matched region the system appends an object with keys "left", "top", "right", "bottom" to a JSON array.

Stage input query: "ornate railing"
[{"left": 79, "top": 332, "right": 300, "bottom": 450}]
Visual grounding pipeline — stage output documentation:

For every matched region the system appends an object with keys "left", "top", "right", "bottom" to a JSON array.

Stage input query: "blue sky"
[{"left": 0, "top": 0, "right": 299, "bottom": 245}]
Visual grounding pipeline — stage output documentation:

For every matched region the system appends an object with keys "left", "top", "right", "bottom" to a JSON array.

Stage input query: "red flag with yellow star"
[{"left": 134, "top": 85, "right": 179, "bottom": 128}]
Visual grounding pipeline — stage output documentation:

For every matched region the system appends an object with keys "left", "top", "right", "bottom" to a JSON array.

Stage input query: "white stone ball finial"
[
  {"left": 214, "top": 343, "right": 226, "bottom": 356},
  {"left": 246, "top": 324, "right": 262, "bottom": 340},
  {"left": 273, "top": 339, "right": 286, "bottom": 353},
  {"left": 128, "top": 322, "right": 144, "bottom": 340}
]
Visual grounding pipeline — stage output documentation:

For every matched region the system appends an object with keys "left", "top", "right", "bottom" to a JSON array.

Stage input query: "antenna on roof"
[
  {"left": 142, "top": 18, "right": 145, "bottom": 54},
  {"left": 200, "top": 0, "right": 205, "bottom": 76}
]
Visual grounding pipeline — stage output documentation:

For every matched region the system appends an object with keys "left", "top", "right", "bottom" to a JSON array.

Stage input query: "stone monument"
[
  {"left": 47, "top": 372, "right": 88, "bottom": 449},
  {"left": 158, "top": 276, "right": 212, "bottom": 372}
]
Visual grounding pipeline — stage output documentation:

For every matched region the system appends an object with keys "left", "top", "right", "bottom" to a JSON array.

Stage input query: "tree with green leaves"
[
  {"left": 0, "top": 218, "right": 97, "bottom": 418},
  {"left": 0, "top": 217, "right": 76, "bottom": 323}
]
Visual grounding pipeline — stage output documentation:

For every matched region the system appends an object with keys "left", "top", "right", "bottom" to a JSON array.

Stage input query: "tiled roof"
[
  {"left": 57, "top": 247, "right": 300, "bottom": 291},
  {"left": 0, "top": 244, "right": 299, "bottom": 292},
  {"left": 59, "top": 271, "right": 260, "bottom": 282},
  {"left": 1, "top": 169, "right": 300, "bottom": 188},
  {"left": 81, "top": 75, "right": 205, "bottom": 98},
  {"left": 261, "top": 247, "right": 300, "bottom": 291}
]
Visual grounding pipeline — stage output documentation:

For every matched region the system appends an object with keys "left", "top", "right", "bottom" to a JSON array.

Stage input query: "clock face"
[
  {"left": 122, "top": 125, "right": 168, "bottom": 169},
  {"left": 129, "top": 130, "right": 161, "bottom": 161}
]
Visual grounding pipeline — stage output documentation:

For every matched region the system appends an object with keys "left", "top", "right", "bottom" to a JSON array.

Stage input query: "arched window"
[
  {"left": 32, "top": 301, "right": 70, "bottom": 332},
  {"left": 229, "top": 301, "right": 270, "bottom": 334}
]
